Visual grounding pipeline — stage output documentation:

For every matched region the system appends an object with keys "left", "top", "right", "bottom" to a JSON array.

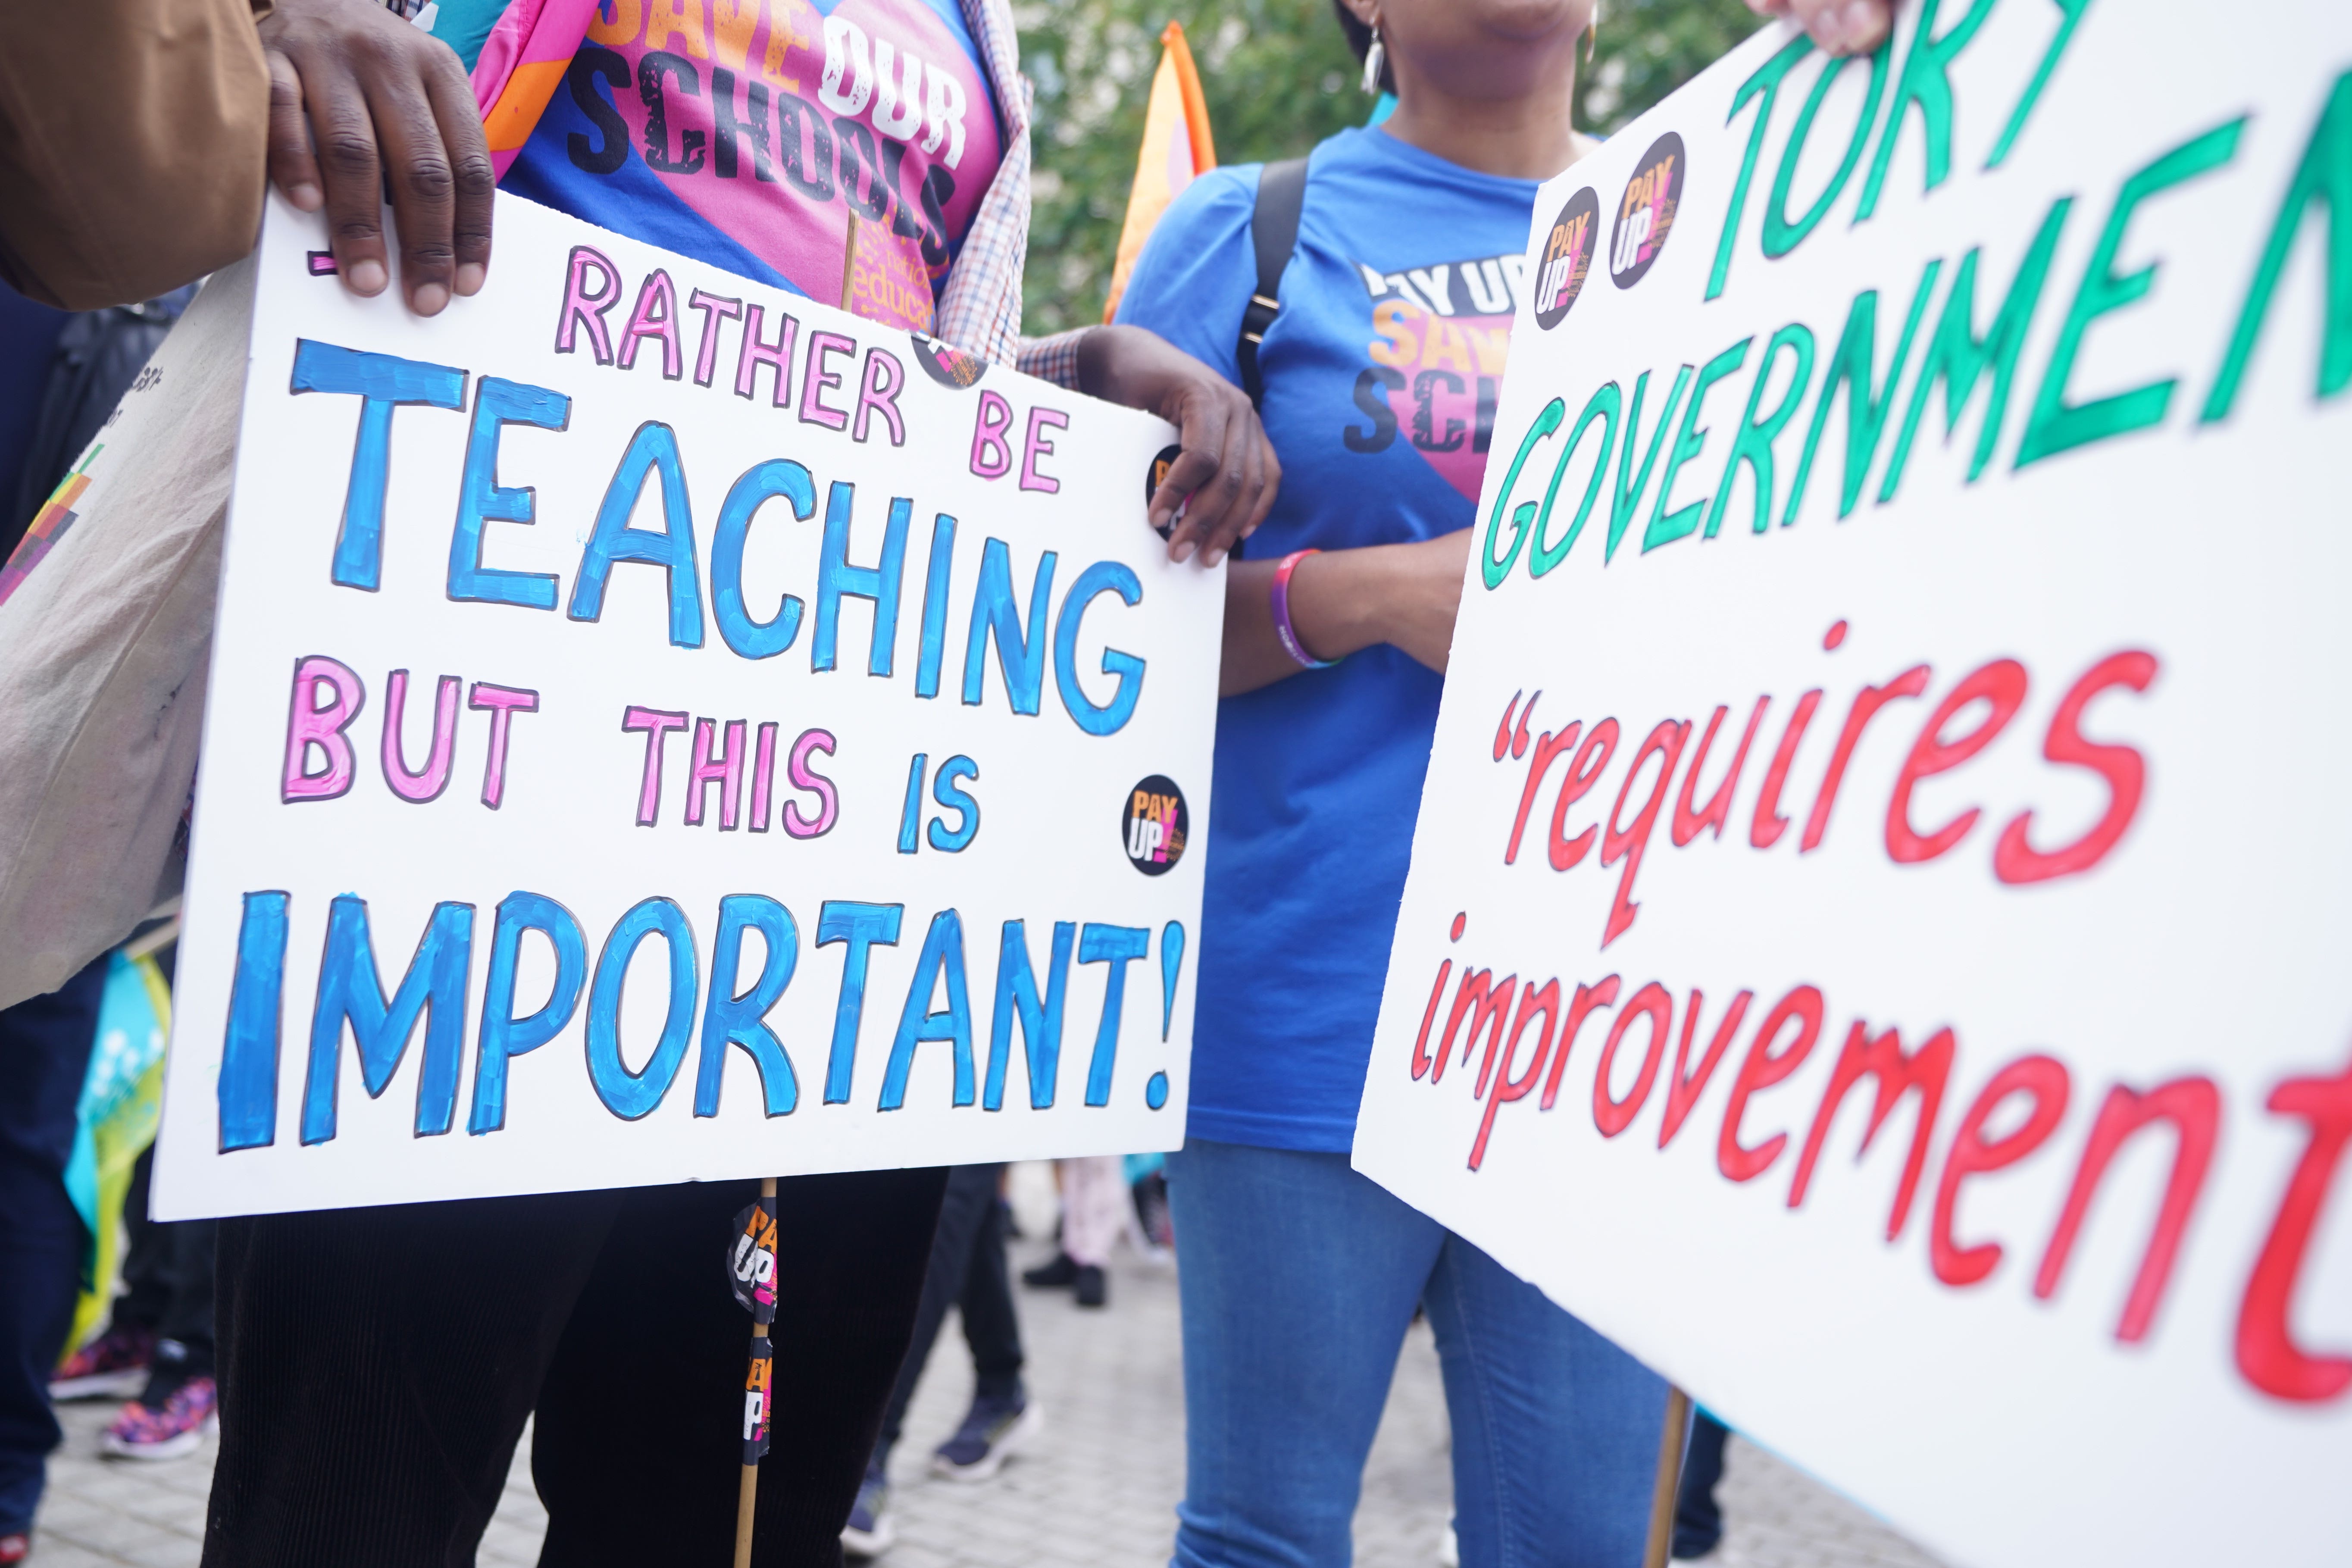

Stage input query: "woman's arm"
[{"left": 1220, "top": 530, "right": 1472, "bottom": 698}]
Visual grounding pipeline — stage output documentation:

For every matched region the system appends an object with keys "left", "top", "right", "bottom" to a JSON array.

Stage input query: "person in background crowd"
[
  {"left": 0, "top": 962, "right": 110, "bottom": 1567},
  {"left": 1020, "top": 1155, "right": 1129, "bottom": 1308},
  {"left": 0, "top": 266, "right": 209, "bottom": 1556},
  {"left": 7, "top": 290, "right": 193, "bottom": 549},
  {"left": 845, "top": 1166, "right": 1036, "bottom": 1559},
  {"left": 205, "top": 3, "right": 1274, "bottom": 1565},
  {"left": 1672, "top": 1410, "right": 1733, "bottom": 1561},
  {"left": 1110, "top": 0, "right": 1891, "bottom": 1563},
  {"left": 50, "top": 1148, "right": 219, "bottom": 1463}
]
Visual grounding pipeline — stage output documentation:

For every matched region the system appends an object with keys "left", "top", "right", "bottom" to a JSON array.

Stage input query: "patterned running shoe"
[
  {"left": 930, "top": 1391, "right": 1041, "bottom": 1483},
  {"left": 49, "top": 1324, "right": 154, "bottom": 1401},
  {"left": 840, "top": 1462, "right": 894, "bottom": 1558},
  {"left": 100, "top": 1375, "right": 218, "bottom": 1462}
]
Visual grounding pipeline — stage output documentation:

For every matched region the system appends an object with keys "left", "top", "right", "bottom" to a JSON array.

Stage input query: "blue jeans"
[{"left": 1167, "top": 1139, "right": 1664, "bottom": 1568}]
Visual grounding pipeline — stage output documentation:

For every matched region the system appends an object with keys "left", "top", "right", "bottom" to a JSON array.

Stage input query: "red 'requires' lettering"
[
  {"left": 1600, "top": 722, "right": 1689, "bottom": 947},
  {"left": 1995, "top": 650, "right": 2157, "bottom": 884},
  {"left": 1485, "top": 642, "right": 2158, "bottom": 949}
]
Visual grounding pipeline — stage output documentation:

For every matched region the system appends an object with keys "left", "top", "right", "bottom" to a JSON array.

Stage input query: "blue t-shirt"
[{"left": 1117, "top": 128, "right": 1541, "bottom": 1151}]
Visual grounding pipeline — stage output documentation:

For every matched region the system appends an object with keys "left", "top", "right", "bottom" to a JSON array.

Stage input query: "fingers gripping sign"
[
  {"left": 1744, "top": 0, "right": 1897, "bottom": 56},
  {"left": 260, "top": 0, "right": 496, "bottom": 316},
  {"left": 1079, "top": 325, "right": 1280, "bottom": 567}
]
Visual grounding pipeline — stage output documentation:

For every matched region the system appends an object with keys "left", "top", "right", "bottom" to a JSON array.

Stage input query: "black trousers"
[
  {"left": 0, "top": 958, "right": 107, "bottom": 1536},
  {"left": 119, "top": 1149, "right": 216, "bottom": 1380},
  {"left": 873, "top": 1164, "right": 1024, "bottom": 1465},
  {"left": 204, "top": 1167, "right": 948, "bottom": 1568}
]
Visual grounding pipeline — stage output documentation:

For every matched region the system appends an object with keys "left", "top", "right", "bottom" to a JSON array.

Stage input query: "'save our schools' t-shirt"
[
  {"left": 1116, "top": 127, "right": 1542, "bottom": 1152},
  {"left": 504, "top": 0, "right": 1004, "bottom": 331}
]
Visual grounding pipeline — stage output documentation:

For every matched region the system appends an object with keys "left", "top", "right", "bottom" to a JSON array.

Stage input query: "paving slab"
[{"left": 29, "top": 1164, "right": 1949, "bottom": 1568}]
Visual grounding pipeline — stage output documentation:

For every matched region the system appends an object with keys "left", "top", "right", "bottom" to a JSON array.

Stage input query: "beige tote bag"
[{"left": 0, "top": 257, "right": 253, "bottom": 1009}]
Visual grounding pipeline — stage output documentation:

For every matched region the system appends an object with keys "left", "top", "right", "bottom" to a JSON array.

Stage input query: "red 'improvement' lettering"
[
  {"left": 1931, "top": 1054, "right": 2072, "bottom": 1286},
  {"left": 2033, "top": 1076, "right": 2220, "bottom": 1343},
  {"left": 1718, "top": 985, "right": 1825, "bottom": 1181},
  {"left": 1788, "top": 1022, "right": 1953, "bottom": 1239}
]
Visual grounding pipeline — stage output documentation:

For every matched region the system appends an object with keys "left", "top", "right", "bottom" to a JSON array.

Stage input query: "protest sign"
[
  {"left": 150, "top": 192, "right": 1218, "bottom": 1221},
  {"left": 1351, "top": 3, "right": 2352, "bottom": 1565}
]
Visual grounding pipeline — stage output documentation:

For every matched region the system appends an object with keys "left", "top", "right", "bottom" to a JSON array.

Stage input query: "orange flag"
[{"left": 1101, "top": 22, "right": 1218, "bottom": 323}]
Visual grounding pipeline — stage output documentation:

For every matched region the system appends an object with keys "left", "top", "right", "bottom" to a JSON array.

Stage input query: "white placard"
[
  {"left": 1353, "top": 6, "right": 2352, "bottom": 1566},
  {"left": 154, "top": 193, "right": 1219, "bottom": 1219}
]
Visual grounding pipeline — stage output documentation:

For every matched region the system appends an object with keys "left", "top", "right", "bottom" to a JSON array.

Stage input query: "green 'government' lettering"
[
  {"left": 1482, "top": 398, "right": 1565, "bottom": 589},
  {"left": 1785, "top": 260, "right": 1943, "bottom": 523},
  {"left": 2203, "top": 69, "right": 2352, "bottom": 423},
  {"left": 1708, "top": 34, "right": 1815, "bottom": 301},
  {"left": 1985, "top": 0, "right": 2096, "bottom": 171},
  {"left": 1763, "top": 41, "right": 1893, "bottom": 260},
  {"left": 1529, "top": 383, "right": 1621, "bottom": 578},
  {"left": 2017, "top": 117, "right": 2246, "bottom": 469},
  {"left": 1706, "top": 324, "right": 1818, "bottom": 537},
  {"left": 1855, "top": 0, "right": 1999, "bottom": 222},
  {"left": 1605, "top": 366, "right": 1694, "bottom": 564},
  {"left": 1879, "top": 197, "right": 2073, "bottom": 501},
  {"left": 1644, "top": 338, "right": 1754, "bottom": 554}
]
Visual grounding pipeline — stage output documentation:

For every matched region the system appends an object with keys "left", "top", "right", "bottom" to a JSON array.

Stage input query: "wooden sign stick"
[
  {"left": 839, "top": 213, "right": 860, "bottom": 314},
  {"left": 733, "top": 1175, "right": 779, "bottom": 1568},
  {"left": 1641, "top": 1384, "right": 1693, "bottom": 1568}
]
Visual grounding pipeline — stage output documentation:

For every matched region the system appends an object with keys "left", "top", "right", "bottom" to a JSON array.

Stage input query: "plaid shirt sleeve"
[
  {"left": 926, "top": 0, "right": 1093, "bottom": 391},
  {"left": 932, "top": 0, "right": 1033, "bottom": 369},
  {"left": 1015, "top": 329, "right": 1088, "bottom": 391}
]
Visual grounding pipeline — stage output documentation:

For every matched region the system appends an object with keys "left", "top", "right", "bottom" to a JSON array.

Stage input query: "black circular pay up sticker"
[
  {"left": 910, "top": 332, "right": 987, "bottom": 389},
  {"left": 1609, "top": 131, "right": 1686, "bottom": 290},
  {"left": 1121, "top": 775, "right": 1188, "bottom": 876},
  {"left": 1144, "top": 444, "right": 1184, "bottom": 539},
  {"left": 1532, "top": 186, "right": 1601, "bottom": 331}
]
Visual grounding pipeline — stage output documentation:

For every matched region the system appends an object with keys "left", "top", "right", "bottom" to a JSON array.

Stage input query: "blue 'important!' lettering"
[
  {"left": 816, "top": 901, "right": 904, "bottom": 1104},
  {"left": 303, "top": 895, "right": 474, "bottom": 1144},
  {"left": 219, "top": 891, "right": 292, "bottom": 1152},
  {"left": 696, "top": 895, "right": 801, "bottom": 1117},
  {"left": 880, "top": 909, "right": 974, "bottom": 1110},
  {"left": 583, "top": 897, "right": 699, "bottom": 1120},
  {"left": 469, "top": 892, "right": 588, "bottom": 1133},
  {"left": 1077, "top": 923, "right": 1150, "bottom": 1107}
]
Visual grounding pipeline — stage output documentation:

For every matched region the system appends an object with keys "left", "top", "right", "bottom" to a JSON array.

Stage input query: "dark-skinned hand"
[
  {"left": 1077, "top": 325, "right": 1281, "bottom": 569},
  {"left": 259, "top": 0, "right": 494, "bottom": 315}
]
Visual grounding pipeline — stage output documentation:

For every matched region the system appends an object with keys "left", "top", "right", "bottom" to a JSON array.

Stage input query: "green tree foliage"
[{"left": 1017, "top": 0, "right": 1767, "bottom": 334}]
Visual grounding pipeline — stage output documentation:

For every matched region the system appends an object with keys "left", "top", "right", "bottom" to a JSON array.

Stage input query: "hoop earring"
[
  {"left": 1361, "top": 20, "right": 1386, "bottom": 96},
  {"left": 1583, "top": 0, "right": 1601, "bottom": 69}
]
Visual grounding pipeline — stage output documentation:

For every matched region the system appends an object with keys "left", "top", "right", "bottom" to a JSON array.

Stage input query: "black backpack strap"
[{"left": 1236, "top": 156, "right": 1308, "bottom": 409}]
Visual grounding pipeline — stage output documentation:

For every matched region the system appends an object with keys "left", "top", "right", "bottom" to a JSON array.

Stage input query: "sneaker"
[
  {"left": 100, "top": 1376, "right": 218, "bottom": 1461},
  {"left": 1074, "top": 1264, "right": 1107, "bottom": 1308},
  {"left": 50, "top": 1324, "right": 155, "bottom": 1400},
  {"left": 1020, "top": 1251, "right": 1079, "bottom": 1289},
  {"left": 930, "top": 1393, "right": 1042, "bottom": 1483},
  {"left": 840, "top": 1462, "right": 894, "bottom": 1558}
]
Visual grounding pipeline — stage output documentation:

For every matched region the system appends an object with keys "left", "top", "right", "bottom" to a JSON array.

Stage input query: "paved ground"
[{"left": 30, "top": 1164, "right": 1949, "bottom": 1568}]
